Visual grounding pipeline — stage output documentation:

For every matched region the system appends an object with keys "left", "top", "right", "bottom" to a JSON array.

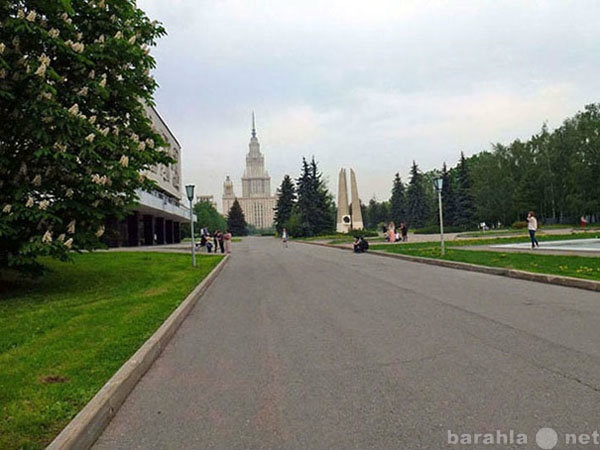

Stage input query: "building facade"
[
  {"left": 222, "top": 115, "right": 277, "bottom": 229},
  {"left": 104, "top": 105, "right": 190, "bottom": 247}
]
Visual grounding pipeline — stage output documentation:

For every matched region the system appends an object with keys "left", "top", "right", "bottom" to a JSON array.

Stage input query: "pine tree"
[
  {"left": 453, "top": 152, "right": 476, "bottom": 229},
  {"left": 294, "top": 157, "right": 334, "bottom": 237},
  {"left": 227, "top": 199, "right": 248, "bottom": 236},
  {"left": 389, "top": 173, "right": 407, "bottom": 225},
  {"left": 273, "top": 174, "right": 296, "bottom": 233},
  {"left": 406, "top": 161, "right": 429, "bottom": 228}
]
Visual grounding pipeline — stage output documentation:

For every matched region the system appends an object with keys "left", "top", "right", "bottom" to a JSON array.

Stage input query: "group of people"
[
  {"left": 198, "top": 228, "right": 232, "bottom": 254},
  {"left": 383, "top": 221, "right": 408, "bottom": 243}
]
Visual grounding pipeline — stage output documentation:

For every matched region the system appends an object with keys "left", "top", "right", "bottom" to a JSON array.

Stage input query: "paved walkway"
[{"left": 94, "top": 237, "right": 600, "bottom": 449}]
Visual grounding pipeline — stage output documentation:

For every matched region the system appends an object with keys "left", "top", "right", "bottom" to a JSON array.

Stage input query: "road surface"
[{"left": 94, "top": 236, "right": 600, "bottom": 449}]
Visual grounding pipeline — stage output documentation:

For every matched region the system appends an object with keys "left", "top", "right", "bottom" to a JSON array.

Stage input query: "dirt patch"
[{"left": 39, "top": 375, "right": 69, "bottom": 384}]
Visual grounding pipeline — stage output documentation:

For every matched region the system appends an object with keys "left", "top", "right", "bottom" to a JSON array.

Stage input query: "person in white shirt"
[{"left": 526, "top": 211, "right": 539, "bottom": 248}]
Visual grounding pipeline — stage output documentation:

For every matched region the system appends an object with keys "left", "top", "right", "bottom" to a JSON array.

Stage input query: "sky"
[{"left": 137, "top": 0, "right": 600, "bottom": 212}]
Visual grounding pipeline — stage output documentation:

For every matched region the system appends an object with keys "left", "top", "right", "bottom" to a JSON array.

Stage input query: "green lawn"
[
  {"left": 367, "top": 236, "right": 600, "bottom": 281},
  {"left": 0, "top": 252, "right": 223, "bottom": 450}
]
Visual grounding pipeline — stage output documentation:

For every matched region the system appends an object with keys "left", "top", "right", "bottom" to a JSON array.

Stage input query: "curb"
[
  {"left": 46, "top": 255, "right": 230, "bottom": 450},
  {"left": 303, "top": 241, "right": 600, "bottom": 292}
]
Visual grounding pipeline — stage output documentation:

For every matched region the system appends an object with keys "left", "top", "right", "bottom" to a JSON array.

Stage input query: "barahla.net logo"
[{"left": 448, "top": 427, "right": 600, "bottom": 448}]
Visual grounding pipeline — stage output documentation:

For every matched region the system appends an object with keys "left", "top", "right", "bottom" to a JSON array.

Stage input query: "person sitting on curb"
[{"left": 353, "top": 235, "right": 369, "bottom": 253}]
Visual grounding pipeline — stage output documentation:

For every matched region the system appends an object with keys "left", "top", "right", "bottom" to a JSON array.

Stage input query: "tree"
[
  {"left": 0, "top": 1, "right": 168, "bottom": 274},
  {"left": 227, "top": 199, "right": 248, "bottom": 236},
  {"left": 294, "top": 157, "right": 335, "bottom": 237},
  {"left": 406, "top": 161, "right": 429, "bottom": 228},
  {"left": 389, "top": 172, "right": 407, "bottom": 226},
  {"left": 194, "top": 200, "right": 226, "bottom": 234},
  {"left": 273, "top": 174, "right": 295, "bottom": 233},
  {"left": 453, "top": 152, "right": 476, "bottom": 229},
  {"left": 440, "top": 163, "right": 455, "bottom": 227}
]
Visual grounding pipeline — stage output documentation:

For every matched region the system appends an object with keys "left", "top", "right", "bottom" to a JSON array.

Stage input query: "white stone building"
[
  {"left": 104, "top": 106, "right": 190, "bottom": 246},
  {"left": 222, "top": 115, "right": 277, "bottom": 229}
]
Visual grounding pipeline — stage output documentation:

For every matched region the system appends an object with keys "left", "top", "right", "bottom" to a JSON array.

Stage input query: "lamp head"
[
  {"left": 434, "top": 178, "right": 443, "bottom": 191},
  {"left": 185, "top": 184, "right": 195, "bottom": 201}
]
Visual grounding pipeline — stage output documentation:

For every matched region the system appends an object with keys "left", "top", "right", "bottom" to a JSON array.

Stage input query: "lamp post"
[
  {"left": 185, "top": 184, "right": 196, "bottom": 267},
  {"left": 434, "top": 178, "right": 445, "bottom": 256}
]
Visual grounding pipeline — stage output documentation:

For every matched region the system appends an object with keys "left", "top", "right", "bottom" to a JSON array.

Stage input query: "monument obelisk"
[
  {"left": 350, "top": 169, "right": 364, "bottom": 230},
  {"left": 336, "top": 168, "right": 350, "bottom": 233}
]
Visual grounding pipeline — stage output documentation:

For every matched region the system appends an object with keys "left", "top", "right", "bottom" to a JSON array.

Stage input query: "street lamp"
[
  {"left": 434, "top": 178, "right": 445, "bottom": 256},
  {"left": 185, "top": 184, "right": 196, "bottom": 267}
]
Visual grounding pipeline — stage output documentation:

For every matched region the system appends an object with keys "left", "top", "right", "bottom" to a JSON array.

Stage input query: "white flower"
[
  {"left": 77, "top": 33, "right": 83, "bottom": 41},
  {"left": 88, "top": 115, "right": 97, "bottom": 124},
  {"left": 146, "top": 138, "right": 155, "bottom": 148},
  {"left": 137, "top": 141, "right": 146, "bottom": 151},
  {"left": 26, "top": 197, "right": 34, "bottom": 208},
  {"left": 114, "top": 31, "right": 123, "bottom": 39},
  {"left": 100, "top": 127, "right": 110, "bottom": 136},
  {"left": 65, "top": 188, "right": 74, "bottom": 198},
  {"left": 39, "top": 91, "right": 53, "bottom": 100},
  {"left": 34, "top": 64, "right": 47, "bottom": 77},
  {"left": 110, "top": 15, "right": 117, "bottom": 22},
  {"left": 2, "top": 204, "right": 12, "bottom": 213},
  {"left": 17, "top": 9, "right": 25, "bottom": 19},
  {"left": 112, "top": 127, "right": 119, "bottom": 136},
  {"left": 42, "top": 230, "right": 53, "bottom": 243},
  {"left": 85, "top": 133, "right": 95, "bottom": 142},
  {"left": 77, "top": 86, "right": 89, "bottom": 96},
  {"left": 26, "top": 10, "right": 37, "bottom": 22},
  {"left": 0, "top": 43, "right": 5, "bottom": 55},
  {"left": 130, "top": 133, "right": 139, "bottom": 143},
  {"left": 54, "top": 142, "right": 67, "bottom": 152},
  {"left": 88, "top": 69, "right": 95, "bottom": 79},
  {"left": 38, "top": 199, "right": 49, "bottom": 210},
  {"left": 57, "top": 233, "right": 65, "bottom": 242},
  {"left": 119, "top": 155, "right": 129, "bottom": 167},
  {"left": 39, "top": 54, "right": 50, "bottom": 66},
  {"left": 32, "top": 174, "right": 42, "bottom": 186},
  {"left": 48, "top": 28, "right": 60, "bottom": 38},
  {"left": 68, "top": 103, "right": 79, "bottom": 115},
  {"left": 95, "top": 226, "right": 105, "bottom": 237},
  {"left": 64, "top": 238, "right": 73, "bottom": 249},
  {"left": 128, "top": 35, "right": 136, "bottom": 45},
  {"left": 99, "top": 77, "right": 106, "bottom": 88},
  {"left": 98, "top": 0, "right": 106, "bottom": 7},
  {"left": 67, "top": 220, "right": 76, "bottom": 234}
]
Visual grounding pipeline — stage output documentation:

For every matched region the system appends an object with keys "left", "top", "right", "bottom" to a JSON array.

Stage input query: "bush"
[{"left": 511, "top": 221, "right": 527, "bottom": 229}]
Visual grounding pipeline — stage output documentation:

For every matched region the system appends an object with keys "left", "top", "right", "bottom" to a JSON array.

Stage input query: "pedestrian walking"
[
  {"left": 214, "top": 230, "right": 225, "bottom": 253},
  {"left": 224, "top": 230, "right": 232, "bottom": 254},
  {"left": 526, "top": 211, "right": 539, "bottom": 248},
  {"left": 281, "top": 227, "right": 288, "bottom": 248}
]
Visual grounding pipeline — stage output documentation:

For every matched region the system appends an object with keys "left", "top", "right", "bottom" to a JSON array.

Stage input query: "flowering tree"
[{"left": 0, "top": 0, "right": 170, "bottom": 274}]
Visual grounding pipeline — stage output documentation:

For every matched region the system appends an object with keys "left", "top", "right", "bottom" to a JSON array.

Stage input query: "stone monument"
[{"left": 336, "top": 168, "right": 364, "bottom": 233}]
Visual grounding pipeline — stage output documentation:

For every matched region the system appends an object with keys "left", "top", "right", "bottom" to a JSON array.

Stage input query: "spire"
[{"left": 251, "top": 111, "right": 256, "bottom": 138}]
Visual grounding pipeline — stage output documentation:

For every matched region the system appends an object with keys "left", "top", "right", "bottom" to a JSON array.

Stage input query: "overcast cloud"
[{"left": 137, "top": 0, "right": 600, "bottom": 210}]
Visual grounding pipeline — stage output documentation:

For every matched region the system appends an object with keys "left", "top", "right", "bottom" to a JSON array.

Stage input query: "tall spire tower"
[{"left": 222, "top": 113, "right": 277, "bottom": 230}]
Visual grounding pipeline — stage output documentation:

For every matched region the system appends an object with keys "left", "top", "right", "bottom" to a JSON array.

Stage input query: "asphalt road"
[{"left": 93, "top": 237, "right": 600, "bottom": 450}]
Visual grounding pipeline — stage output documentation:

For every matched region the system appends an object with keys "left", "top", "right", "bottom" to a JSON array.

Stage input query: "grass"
[
  {"left": 366, "top": 236, "right": 600, "bottom": 282},
  {"left": 0, "top": 252, "right": 223, "bottom": 450}
]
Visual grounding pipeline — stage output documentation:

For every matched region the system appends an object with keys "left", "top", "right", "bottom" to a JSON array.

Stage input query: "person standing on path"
[
  {"left": 526, "top": 211, "right": 539, "bottom": 248},
  {"left": 214, "top": 230, "right": 225, "bottom": 253},
  {"left": 281, "top": 227, "right": 288, "bottom": 248},
  {"left": 224, "top": 230, "right": 232, "bottom": 254}
]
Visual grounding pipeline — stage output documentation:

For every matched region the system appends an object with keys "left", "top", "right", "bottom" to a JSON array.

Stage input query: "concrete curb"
[
  {"left": 46, "top": 255, "right": 230, "bottom": 450},
  {"left": 303, "top": 241, "right": 600, "bottom": 292}
]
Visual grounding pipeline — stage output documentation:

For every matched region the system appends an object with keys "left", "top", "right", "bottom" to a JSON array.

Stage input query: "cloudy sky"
[{"left": 137, "top": 0, "right": 600, "bottom": 211}]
